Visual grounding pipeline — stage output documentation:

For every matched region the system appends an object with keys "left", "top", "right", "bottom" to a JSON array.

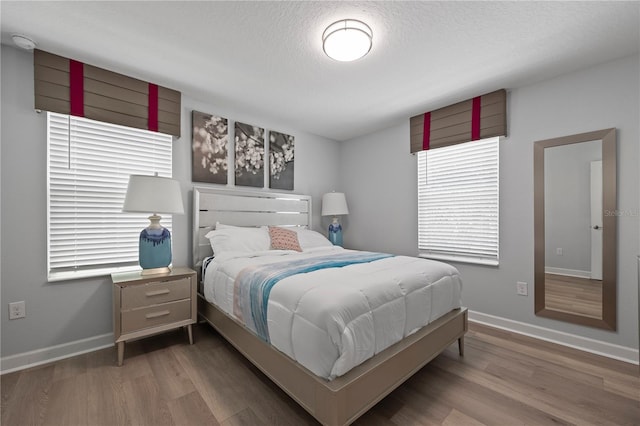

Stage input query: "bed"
[{"left": 193, "top": 186, "right": 467, "bottom": 425}]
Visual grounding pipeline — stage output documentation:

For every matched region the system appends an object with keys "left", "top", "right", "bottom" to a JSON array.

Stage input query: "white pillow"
[
  {"left": 205, "top": 227, "right": 270, "bottom": 254},
  {"left": 293, "top": 229, "right": 333, "bottom": 250},
  {"left": 215, "top": 221, "right": 241, "bottom": 230}
]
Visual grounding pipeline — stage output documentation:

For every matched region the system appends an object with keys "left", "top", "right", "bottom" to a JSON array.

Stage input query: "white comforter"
[{"left": 203, "top": 246, "right": 462, "bottom": 380}]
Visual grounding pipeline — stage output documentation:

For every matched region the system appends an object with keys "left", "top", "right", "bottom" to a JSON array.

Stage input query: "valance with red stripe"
[
  {"left": 410, "top": 89, "right": 506, "bottom": 153},
  {"left": 34, "top": 49, "right": 181, "bottom": 137}
]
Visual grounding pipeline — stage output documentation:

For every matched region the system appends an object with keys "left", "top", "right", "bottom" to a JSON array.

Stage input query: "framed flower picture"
[
  {"left": 192, "top": 111, "right": 228, "bottom": 184},
  {"left": 269, "top": 130, "right": 294, "bottom": 190},
  {"left": 234, "top": 121, "right": 265, "bottom": 187}
]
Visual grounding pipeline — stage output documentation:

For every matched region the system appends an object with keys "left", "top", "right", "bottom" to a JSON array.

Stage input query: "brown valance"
[
  {"left": 410, "top": 89, "right": 506, "bottom": 153},
  {"left": 34, "top": 49, "right": 181, "bottom": 137}
]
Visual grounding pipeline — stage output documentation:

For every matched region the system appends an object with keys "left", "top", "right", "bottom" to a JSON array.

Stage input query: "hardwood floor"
[
  {"left": 545, "top": 273, "right": 603, "bottom": 319},
  {"left": 2, "top": 322, "right": 638, "bottom": 425}
]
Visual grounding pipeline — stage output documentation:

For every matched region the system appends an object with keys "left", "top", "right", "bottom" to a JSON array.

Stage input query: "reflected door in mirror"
[{"left": 590, "top": 161, "right": 602, "bottom": 280}]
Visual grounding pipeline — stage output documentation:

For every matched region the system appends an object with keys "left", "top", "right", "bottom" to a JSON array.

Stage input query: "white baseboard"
[
  {"left": 0, "top": 333, "right": 114, "bottom": 375},
  {"left": 544, "top": 266, "right": 592, "bottom": 279},
  {"left": 468, "top": 310, "right": 639, "bottom": 365}
]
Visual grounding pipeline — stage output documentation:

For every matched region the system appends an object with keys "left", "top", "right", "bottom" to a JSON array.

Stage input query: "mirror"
[{"left": 534, "top": 128, "right": 617, "bottom": 330}]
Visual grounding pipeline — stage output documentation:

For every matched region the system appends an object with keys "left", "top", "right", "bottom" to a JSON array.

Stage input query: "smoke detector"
[{"left": 11, "top": 34, "right": 37, "bottom": 50}]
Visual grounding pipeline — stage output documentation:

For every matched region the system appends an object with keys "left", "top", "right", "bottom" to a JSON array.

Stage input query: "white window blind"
[
  {"left": 417, "top": 137, "right": 499, "bottom": 265},
  {"left": 47, "top": 112, "right": 173, "bottom": 280}
]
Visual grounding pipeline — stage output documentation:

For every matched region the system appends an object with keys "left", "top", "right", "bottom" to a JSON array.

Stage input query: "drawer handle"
[
  {"left": 146, "top": 289, "right": 171, "bottom": 297},
  {"left": 145, "top": 310, "right": 171, "bottom": 319}
]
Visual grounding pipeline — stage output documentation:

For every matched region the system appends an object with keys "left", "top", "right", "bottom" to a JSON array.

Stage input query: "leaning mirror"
[{"left": 534, "top": 128, "right": 617, "bottom": 330}]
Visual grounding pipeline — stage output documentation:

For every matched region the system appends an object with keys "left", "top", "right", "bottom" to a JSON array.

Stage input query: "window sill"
[
  {"left": 48, "top": 265, "right": 141, "bottom": 283},
  {"left": 418, "top": 253, "right": 499, "bottom": 267}
]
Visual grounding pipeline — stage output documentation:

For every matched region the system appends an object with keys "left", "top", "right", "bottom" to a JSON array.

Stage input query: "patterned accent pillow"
[{"left": 268, "top": 226, "right": 302, "bottom": 252}]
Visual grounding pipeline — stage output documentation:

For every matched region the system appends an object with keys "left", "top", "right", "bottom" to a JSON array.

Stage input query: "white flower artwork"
[
  {"left": 235, "top": 121, "right": 265, "bottom": 187},
  {"left": 192, "top": 110, "right": 228, "bottom": 184},
  {"left": 269, "top": 130, "right": 294, "bottom": 190}
]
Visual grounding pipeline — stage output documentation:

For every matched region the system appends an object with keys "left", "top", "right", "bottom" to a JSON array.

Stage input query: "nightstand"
[{"left": 111, "top": 266, "right": 197, "bottom": 366}]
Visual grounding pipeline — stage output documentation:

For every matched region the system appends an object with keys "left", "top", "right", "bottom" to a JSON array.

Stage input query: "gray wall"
[
  {"left": 0, "top": 45, "right": 340, "bottom": 358},
  {"left": 2, "top": 45, "right": 638, "bottom": 361},
  {"left": 544, "top": 140, "right": 601, "bottom": 273},
  {"left": 340, "top": 54, "right": 639, "bottom": 349}
]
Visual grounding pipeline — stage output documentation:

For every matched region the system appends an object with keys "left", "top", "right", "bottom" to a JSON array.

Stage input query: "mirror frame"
[{"left": 534, "top": 128, "right": 617, "bottom": 330}]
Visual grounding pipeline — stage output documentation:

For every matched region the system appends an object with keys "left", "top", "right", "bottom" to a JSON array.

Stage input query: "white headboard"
[{"left": 192, "top": 186, "right": 312, "bottom": 268}]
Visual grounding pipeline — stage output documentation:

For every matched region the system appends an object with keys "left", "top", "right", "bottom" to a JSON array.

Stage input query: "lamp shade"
[
  {"left": 123, "top": 175, "right": 184, "bottom": 214},
  {"left": 322, "top": 192, "right": 349, "bottom": 216}
]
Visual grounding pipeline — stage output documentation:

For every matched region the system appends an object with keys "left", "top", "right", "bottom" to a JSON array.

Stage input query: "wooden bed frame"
[{"left": 192, "top": 186, "right": 468, "bottom": 425}]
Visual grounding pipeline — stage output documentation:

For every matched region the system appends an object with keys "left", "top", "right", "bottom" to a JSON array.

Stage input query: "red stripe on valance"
[
  {"left": 422, "top": 112, "right": 431, "bottom": 150},
  {"left": 69, "top": 60, "right": 84, "bottom": 117},
  {"left": 471, "top": 96, "right": 481, "bottom": 141},
  {"left": 148, "top": 83, "right": 159, "bottom": 132}
]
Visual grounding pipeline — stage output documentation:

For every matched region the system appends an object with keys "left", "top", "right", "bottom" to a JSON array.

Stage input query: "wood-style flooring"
[
  {"left": 545, "top": 273, "right": 603, "bottom": 319},
  {"left": 2, "top": 322, "right": 638, "bottom": 425}
]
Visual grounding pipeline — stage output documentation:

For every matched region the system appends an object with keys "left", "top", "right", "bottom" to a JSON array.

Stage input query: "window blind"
[
  {"left": 47, "top": 112, "right": 173, "bottom": 280},
  {"left": 417, "top": 137, "right": 499, "bottom": 265}
]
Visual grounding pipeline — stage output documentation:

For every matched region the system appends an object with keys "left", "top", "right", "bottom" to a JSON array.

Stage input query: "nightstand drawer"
[
  {"left": 121, "top": 299, "right": 191, "bottom": 333},
  {"left": 121, "top": 277, "right": 191, "bottom": 309}
]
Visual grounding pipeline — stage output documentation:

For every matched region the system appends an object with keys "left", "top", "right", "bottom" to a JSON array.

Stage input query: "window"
[
  {"left": 417, "top": 137, "right": 499, "bottom": 266},
  {"left": 47, "top": 112, "right": 173, "bottom": 281}
]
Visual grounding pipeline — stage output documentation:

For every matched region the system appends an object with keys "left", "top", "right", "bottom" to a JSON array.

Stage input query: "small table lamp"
[
  {"left": 123, "top": 174, "right": 184, "bottom": 275},
  {"left": 322, "top": 192, "right": 349, "bottom": 246}
]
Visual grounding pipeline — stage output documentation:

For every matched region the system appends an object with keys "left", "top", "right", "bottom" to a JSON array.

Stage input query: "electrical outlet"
[
  {"left": 516, "top": 282, "right": 528, "bottom": 296},
  {"left": 556, "top": 248, "right": 563, "bottom": 255},
  {"left": 8, "top": 301, "right": 25, "bottom": 320}
]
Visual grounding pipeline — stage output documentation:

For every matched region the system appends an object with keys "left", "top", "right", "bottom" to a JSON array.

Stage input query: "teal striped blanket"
[{"left": 233, "top": 251, "right": 393, "bottom": 342}]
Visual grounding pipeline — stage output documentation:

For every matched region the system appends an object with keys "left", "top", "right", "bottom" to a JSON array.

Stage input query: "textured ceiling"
[{"left": 1, "top": 1, "right": 639, "bottom": 141}]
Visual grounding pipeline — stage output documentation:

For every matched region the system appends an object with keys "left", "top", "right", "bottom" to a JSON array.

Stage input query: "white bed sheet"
[{"left": 203, "top": 246, "right": 462, "bottom": 380}]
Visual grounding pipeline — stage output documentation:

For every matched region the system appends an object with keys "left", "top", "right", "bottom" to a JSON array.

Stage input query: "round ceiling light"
[
  {"left": 322, "top": 19, "right": 372, "bottom": 62},
  {"left": 11, "top": 34, "right": 37, "bottom": 50}
]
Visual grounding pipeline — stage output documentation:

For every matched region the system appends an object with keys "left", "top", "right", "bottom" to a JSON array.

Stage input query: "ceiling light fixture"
[
  {"left": 11, "top": 34, "right": 37, "bottom": 50},
  {"left": 322, "top": 19, "right": 372, "bottom": 62}
]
